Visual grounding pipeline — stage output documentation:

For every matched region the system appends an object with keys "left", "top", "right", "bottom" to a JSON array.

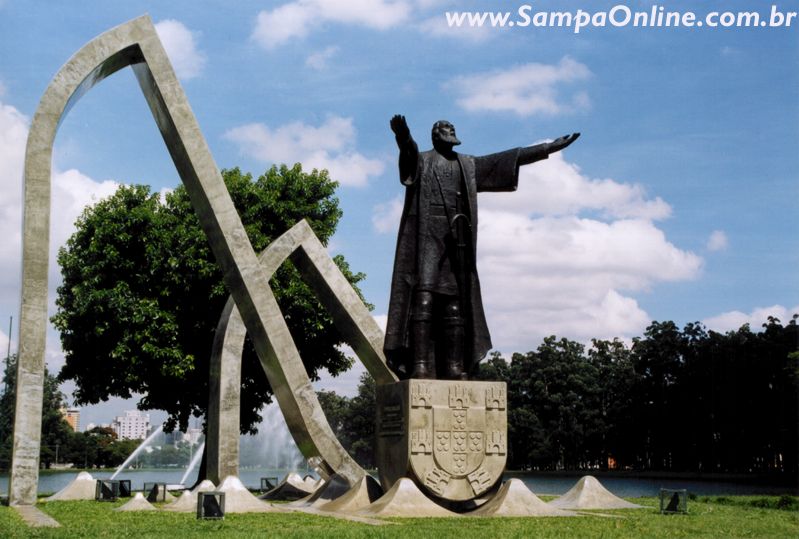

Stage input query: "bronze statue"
[{"left": 384, "top": 115, "right": 579, "bottom": 380}]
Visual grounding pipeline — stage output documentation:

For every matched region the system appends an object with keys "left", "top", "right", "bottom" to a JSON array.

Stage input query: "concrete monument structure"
[
  {"left": 206, "top": 220, "right": 397, "bottom": 486},
  {"left": 11, "top": 16, "right": 641, "bottom": 521},
  {"left": 9, "top": 15, "right": 396, "bottom": 506}
]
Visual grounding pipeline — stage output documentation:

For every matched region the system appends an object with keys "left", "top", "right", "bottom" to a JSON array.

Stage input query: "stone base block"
[{"left": 376, "top": 379, "right": 507, "bottom": 503}]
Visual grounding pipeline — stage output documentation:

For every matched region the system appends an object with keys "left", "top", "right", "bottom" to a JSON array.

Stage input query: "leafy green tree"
[
  {"left": 482, "top": 351, "right": 547, "bottom": 469},
  {"left": 630, "top": 320, "right": 688, "bottom": 470},
  {"left": 40, "top": 372, "right": 77, "bottom": 469},
  {"left": 0, "top": 354, "right": 76, "bottom": 470},
  {"left": 587, "top": 339, "right": 638, "bottom": 469},
  {"left": 474, "top": 351, "right": 511, "bottom": 382},
  {"left": 0, "top": 355, "right": 16, "bottom": 470},
  {"left": 341, "top": 373, "right": 377, "bottom": 469},
  {"left": 317, "top": 389, "right": 349, "bottom": 441},
  {"left": 757, "top": 316, "right": 799, "bottom": 475},
  {"left": 316, "top": 373, "right": 377, "bottom": 469},
  {"left": 52, "top": 165, "right": 365, "bottom": 436},
  {"left": 84, "top": 427, "right": 119, "bottom": 468}
]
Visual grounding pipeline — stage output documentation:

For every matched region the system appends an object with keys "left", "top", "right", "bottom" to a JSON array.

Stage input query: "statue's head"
[{"left": 431, "top": 120, "right": 461, "bottom": 148}]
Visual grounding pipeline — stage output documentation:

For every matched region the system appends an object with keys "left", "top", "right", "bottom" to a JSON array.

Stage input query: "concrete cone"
[
  {"left": 44, "top": 472, "right": 96, "bottom": 501},
  {"left": 548, "top": 476, "right": 643, "bottom": 510},
  {"left": 319, "top": 474, "right": 383, "bottom": 513},
  {"left": 191, "top": 479, "right": 216, "bottom": 493},
  {"left": 469, "top": 479, "right": 577, "bottom": 517},
  {"left": 114, "top": 492, "right": 157, "bottom": 512},
  {"left": 162, "top": 490, "right": 197, "bottom": 512},
  {"left": 288, "top": 474, "right": 350, "bottom": 508},
  {"left": 355, "top": 478, "right": 456, "bottom": 518},
  {"left": 218, "top": 475, "right": 284, "bottom": 513},
  {"left": 260, "top": 472, "right": 315, "bottom": 501}
]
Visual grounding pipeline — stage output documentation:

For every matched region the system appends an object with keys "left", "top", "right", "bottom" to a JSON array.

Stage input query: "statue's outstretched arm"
[{"left": 518, "top": 132, "right": 580, "bottom": 165}]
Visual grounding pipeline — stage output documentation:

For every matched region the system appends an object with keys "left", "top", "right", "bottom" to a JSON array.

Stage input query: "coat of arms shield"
[{"left": 373, "top": 380, "right": 508, "bottom": 502}]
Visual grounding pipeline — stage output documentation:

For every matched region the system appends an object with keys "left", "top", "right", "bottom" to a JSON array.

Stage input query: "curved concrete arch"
[
  {"left": 10, "top": 15, "right": 395, "bottom": 505},
  {"left": 13, "top": 16, "right": 165, "bottom": 506},
  {"left": 206, "top": 220, "right": 397, "bottom": 485}
]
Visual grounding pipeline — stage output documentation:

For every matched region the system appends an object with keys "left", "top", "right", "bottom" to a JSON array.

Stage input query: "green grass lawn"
[{"left": 0, "top": 496, "right": 797, "bottom": 538}]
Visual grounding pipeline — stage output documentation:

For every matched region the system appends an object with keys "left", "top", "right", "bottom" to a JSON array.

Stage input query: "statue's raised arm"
[
  {"left": 390, "top": 114, "right": 419, "bottom": 185},
  {"left": 390, "top": 114, "right": 411, "bottom": 144}
]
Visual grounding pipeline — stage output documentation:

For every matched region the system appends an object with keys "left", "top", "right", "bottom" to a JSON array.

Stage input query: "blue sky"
[{"left": 0, "top": 1, "right": 797, "bottom": 429}]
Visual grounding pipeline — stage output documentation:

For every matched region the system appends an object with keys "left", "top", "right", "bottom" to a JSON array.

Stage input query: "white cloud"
[
  {"left": 707, "top": 230, "right": 728, "bottom": 252},
  {"left": 703, "top": 305, "right": 799, "bottom": 334},
  {"left": 372, "top": 196, "right": 404, "bottom": 234},
  {"left": 720, "top": 45, "right": 741, "bottom": 58},
  {"left": 49, "top": 169, "right": 119, "bottom": 283},
  {"left": 305, "top": 46, "right": 339, "bottom": 70},
  {"left": 154, "top": 19, "right": 207, "bottom": 80},
  {"left": 417, "top": 14, "right": 493, "bottom": 42},
  {"left": 0, "top": 101, "right": 31, "bottom": 307},
  {"left": 446, "top": 57, "right": 592, "bottom": 116},
  {"left": 476, "top": 154, "right": 700, "bottom": 345},
  {"left": 315, "top": 359, "right": 367, "bottom": 397},
  {"left": 157, "top": 186, "right": 174, "bottom": 203},
  {"left": 224, "top": 115, "right": 385, "bottom": 187},
  {"left": 477, "top": 211, "right": 702, "bottom": 346},
  {"left": 373, "top": 313, "right": 388, "bottom": 332},
  {"left": 413, "top": 0, "right": 448, "bottom": 8},
  {"left": 481, "top": 151, "right": 672, "bottom": 221},
  {"left": 0, "top": 329, "right": 10, "bottom": 359},
  {"left": 252, "top": 0, "right": 412, "bottom": 50}
]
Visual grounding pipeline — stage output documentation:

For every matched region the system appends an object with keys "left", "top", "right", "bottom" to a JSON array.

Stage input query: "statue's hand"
[
  {"left": 549, "top": 132, "right": 580, "bottom": 153},
  {"left": 390, "top": 114, "right": 410, "bottom": 141}
]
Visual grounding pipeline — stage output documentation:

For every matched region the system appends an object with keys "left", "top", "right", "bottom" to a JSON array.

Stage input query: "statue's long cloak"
[{"left": 384, "top": 138, "right": 548, "bottom": 377}]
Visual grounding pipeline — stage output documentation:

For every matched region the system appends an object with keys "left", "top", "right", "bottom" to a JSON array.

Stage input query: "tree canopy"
[
  {"left": 475, "top": 316, "right": 798, "bottom": 474},
  {"left": 53, "top": 165, "right": 365, "bottom": 434},
  {"left": 317, "top": 372, "right": 377, "bottom": 469}
]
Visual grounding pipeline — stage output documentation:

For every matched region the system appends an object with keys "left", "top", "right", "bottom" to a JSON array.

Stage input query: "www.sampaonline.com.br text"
[{"left": 445, "top": 4, "right": 797, "bottom": 33}]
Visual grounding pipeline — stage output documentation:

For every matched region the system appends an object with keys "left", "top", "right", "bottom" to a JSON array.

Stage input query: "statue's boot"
[
  {"left": 443, "top": 315, "right": 467, "bottom": 380},
  {"left": 410, "top": 319, "right": 435, "bottom": 379}
]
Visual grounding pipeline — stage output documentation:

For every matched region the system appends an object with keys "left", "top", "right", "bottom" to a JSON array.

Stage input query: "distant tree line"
[
  {"left": 320, "top": 316, "right": 797, "bottom": 477},
  {"left": 3, "top": 315, "right": 796, "bottom": 476},
  {"left": 317, "top": 373, "right": 377, "bottom": 469},
  {"left": 0, "top": 355, "right": 198, "bottom": 471},
  {"left": 0, "top": 355, "right": 137, "bottom": 470}
]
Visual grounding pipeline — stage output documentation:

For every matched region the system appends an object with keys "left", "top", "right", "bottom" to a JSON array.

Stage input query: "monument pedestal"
[{"left": 376, "top": 379, "right": 507, "bottom": 503}]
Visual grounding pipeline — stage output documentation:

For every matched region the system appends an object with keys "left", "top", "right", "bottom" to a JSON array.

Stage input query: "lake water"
[{"left": 1, "top": 468, "right": 795, "bottom": 498}]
